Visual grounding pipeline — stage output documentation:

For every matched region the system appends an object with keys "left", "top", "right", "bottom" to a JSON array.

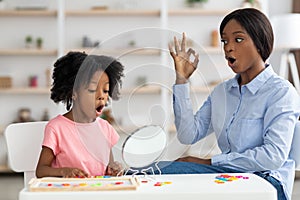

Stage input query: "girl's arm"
[
  {"left": 105, "top": 151, "right": 123, "bottom": 176},
  {"left": 35, "top": 146, "right": 88, "bottom": 178}
]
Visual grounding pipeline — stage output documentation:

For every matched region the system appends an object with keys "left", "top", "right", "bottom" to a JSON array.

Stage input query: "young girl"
[
  {"left": 36, "top": 51, "right": 124, "bottom": 178},
  {"left": 158, "top": 8, "right": 300, "bottom": 200}
]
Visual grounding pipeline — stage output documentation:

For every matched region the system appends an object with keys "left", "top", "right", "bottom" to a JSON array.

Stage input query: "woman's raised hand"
[{"left": 169, "top": 32, "right": 199, "bottom": 84}]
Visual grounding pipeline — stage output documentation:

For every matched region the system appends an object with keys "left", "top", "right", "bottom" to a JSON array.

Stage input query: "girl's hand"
[
  {"left": 106, "top": 161, "right": 123, "bottom": 176},
  {"left": 169, "top": 32, "right": 199, "bottom": 84},
  {"left": 60, "top": 167, "right": 89, "bottom": 178}
]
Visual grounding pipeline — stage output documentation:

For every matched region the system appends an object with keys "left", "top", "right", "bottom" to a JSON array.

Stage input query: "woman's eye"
[
  {"left": 221, "top": 39, "right": 228, "bottom": 45},
  {"left": 236, "top": 38, "right": 243, "bottom": 43},
  {"left": 104, "top": 90, "right": 109, "bottom": 94}
]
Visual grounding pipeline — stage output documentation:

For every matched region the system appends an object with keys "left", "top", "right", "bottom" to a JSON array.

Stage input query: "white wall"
[
  {"left": 0, "top": 0, "right": 296, "bottom": 167},
  {"left": 0, "top": 0, "right": 294, "bottom": 129},
  {"left": 268, "top": 0, "right": 293, "bottom": 74}
]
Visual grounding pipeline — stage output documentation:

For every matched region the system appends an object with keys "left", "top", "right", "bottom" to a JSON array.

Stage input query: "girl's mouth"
[{"left": 96, "top": 105, "right": 104, "bottom": 115}]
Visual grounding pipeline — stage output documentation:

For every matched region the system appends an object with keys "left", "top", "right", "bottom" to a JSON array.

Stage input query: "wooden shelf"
[
  {"left": 68, "top": 47, "right": 221, "bottom": 56},
  {"left": 191, "top": 86, "right": 214, "bottom": 93},
  {"left": 66, "top": 9, "right": 160, "bottom": 17},
  {"left": 0, "top": 86, "right": 162, "bottom": 95},
  {"left": 0, "top": 49, "right": 58, "bottom": 56},
  {"left": 68, "top": 48, "right": 161, "bottom": 56},
  {"left": 113, "top": 125, "right": 138, "bottom": 134},
  {"left": 121, "top": 85, "right": 161, "bottom": 95},
  {"left": 0, "top": 165, "right": 12, "bottom": 173},
  {"left": 168, "top": 9, "right": 231, "bottom": 16},
  {"left": 198, "top": 46, "right": 222, "bottom": 54},
  {"left": 0, "top": 87, "right": 50, "bottom": 94},
  {"left": 120, "top": 85, "right": 212, "bottom": 96},
  {"left": 0, "top": 10, "right": 57, "bottom": 17},
  {"left": 65, "top": 9, "right": 230, "bottom": 17}
]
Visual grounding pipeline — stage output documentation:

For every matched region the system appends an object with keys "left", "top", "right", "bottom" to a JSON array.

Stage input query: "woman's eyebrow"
[
  {"left": 222, "top": 30, "right": 246, "bottom": 36},
  {"left": 232, "top": 30, "right": 246, "bottom": 35}
]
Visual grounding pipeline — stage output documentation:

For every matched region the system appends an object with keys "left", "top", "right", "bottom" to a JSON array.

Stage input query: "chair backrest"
[
  {"left": 4, "top": 121, "right": 47, "bottom": 188},
  {"left": 290, "top": 121, "right": 300, "bottom": 170}
]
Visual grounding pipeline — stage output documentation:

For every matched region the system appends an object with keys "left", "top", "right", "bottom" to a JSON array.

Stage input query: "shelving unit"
[
  {"left": 65, "top": 9, "right": 161, "bottom": 16},
  {"left": 1, "top": 0, "right": 268, "bottom": 171},
  {"left": 0, "top": 10, "right": 57, "bottom": 17},
  {"left": 168, "top": 9, "right": 230, "bottom": 15},
  {"left": 0, "top": 49, "right": 57, "bottom": 56},
  {"left": 0, "top": 165, "right": 12, "bottom": 173},
  {"left": 67, "top": 48, "right": 161, "bottom": 56},
  {"left": 0, "top": 0, "right": 61, "bottom": 137},
  {"left": 0, "top": 0, "right": 239, "bottom": 131},
  {"left": 0, "top": 87, "right": 50, "bottom": 94}
]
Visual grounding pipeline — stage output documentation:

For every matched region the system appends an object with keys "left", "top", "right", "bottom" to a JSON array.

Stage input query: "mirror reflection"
[{"left": 122, "top": 125, "right": 167, "bottom": 169}]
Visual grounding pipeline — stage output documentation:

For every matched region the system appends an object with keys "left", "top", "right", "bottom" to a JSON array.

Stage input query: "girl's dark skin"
[{"left": 36, "top": 52, "right": 124, "bottom": 178}]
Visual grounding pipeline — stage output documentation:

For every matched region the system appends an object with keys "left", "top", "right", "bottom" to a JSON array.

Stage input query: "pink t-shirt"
[{"left": 42, "top": 115, "right": 119, "bottom": 176}]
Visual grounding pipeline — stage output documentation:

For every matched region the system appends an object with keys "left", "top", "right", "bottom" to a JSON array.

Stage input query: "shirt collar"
[{"left": 227, "top": 64, "right": 275, "bottom": 95}]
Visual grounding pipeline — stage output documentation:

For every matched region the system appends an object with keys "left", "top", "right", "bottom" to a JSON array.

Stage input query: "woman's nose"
[{"left": 224, "top": 43, "right": 234, "bottom": 53}]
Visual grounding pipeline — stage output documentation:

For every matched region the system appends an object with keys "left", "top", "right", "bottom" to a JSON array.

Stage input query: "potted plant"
[
  {"left": 241, "top": 0, "right": 261, "bottom": 9},
  {"left": 36, "top": 37, "right": 43, "bottom": 49},
  {"left": 186, "top": 0, "right": 208, "bottom": 8},
  {"left": 25, "top": 35, "right": 33, "bottom": 48}
]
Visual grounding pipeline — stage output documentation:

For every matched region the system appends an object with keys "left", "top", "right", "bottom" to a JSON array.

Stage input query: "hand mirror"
[{"left": 121, "top": 125, "right": 167, "bottom": 173}]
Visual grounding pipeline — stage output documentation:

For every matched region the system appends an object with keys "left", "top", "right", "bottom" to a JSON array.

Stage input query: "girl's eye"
[
  {"left": 221, "top": 39, "right": 228, "bottom": 45},
  {"left": 88, "top": 89, "right": 96, "bottom": 93},
  {"left": 104, "top": 90, "right": 109, "bottom": 94},
  {"left": 236, "top": 38, "right": 243, "bottom": 43}
]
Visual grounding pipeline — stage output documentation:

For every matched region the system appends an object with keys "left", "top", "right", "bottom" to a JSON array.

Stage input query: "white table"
[{"left": 19, "top": 173, "right": 277, "bottom": 200}]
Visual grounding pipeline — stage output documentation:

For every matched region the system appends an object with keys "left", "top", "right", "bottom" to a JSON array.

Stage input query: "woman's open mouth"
[{"left": 226, "top": 56, "right": 236, "bottom": 67}]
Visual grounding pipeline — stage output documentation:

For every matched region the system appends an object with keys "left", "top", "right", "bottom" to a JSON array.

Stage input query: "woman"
[{"left": 161, "top": 8, "right": 300, "bottom": 200}]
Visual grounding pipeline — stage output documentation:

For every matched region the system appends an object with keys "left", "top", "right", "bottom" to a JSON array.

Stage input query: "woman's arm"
[{"left": 176, "top": 156, "right": 211, "bottom": 165}]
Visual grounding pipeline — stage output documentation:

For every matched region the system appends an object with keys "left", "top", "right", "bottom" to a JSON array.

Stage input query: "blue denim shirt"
[{"left": 173, "top": 65, "right": 300, "bottom": 200}]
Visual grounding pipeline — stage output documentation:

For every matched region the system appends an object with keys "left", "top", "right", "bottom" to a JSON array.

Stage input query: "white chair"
[
  {"left": 290, "top": 121, "right": 300, "bottom": 171},
  {"left": 4, "top": 121, "right": 47, "bottom": 189}
]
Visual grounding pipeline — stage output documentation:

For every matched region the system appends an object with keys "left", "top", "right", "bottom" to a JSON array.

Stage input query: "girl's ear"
[{"left": 72, "top": 92, "right": 77, "bottom": 101}]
